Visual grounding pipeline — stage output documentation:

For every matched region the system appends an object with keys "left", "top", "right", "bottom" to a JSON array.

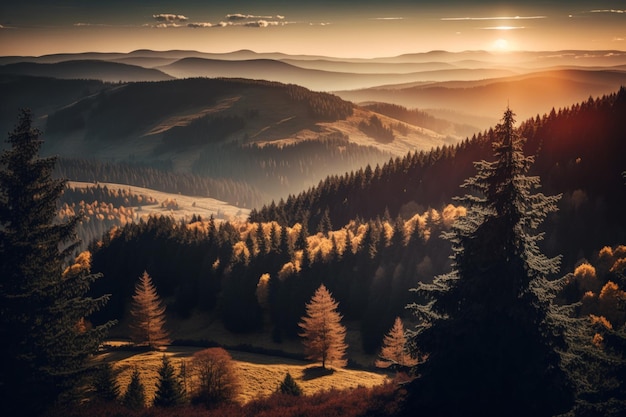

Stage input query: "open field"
[
  {"left": 95, "top": 345, "right": 390, "bottom": 405},
  {"left": 68, "top": 181, "right": 250, "bottom": 223}
]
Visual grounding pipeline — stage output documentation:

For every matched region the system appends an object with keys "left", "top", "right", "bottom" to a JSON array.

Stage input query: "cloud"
[
  {"left": 480, "top": 26, "right": 526, "bottom": 30},
  {"left": 73, "top": 22, "right": 111, "bottom": 27},
  {"left": 276, "top": 15, "right": 285, "bottom": 20},
  {"left": 154, "top": 22, "right": 184, "bottom": 29},
  {"left": 187, "top": 22, "right": 213, "bottom": 28},
  {"left": 244, "top": 20, "right": 280, "bottom": 28},
  {"left": 441, "top": 15, "right": 546, "bottom": 21},
  {"left": 226, "top": 13, "right": 273, "bottom": 21},
  {"left": 589, "top": 9, "right": 625, "bottom": 14},
  {"left": 370, "top": 17, "right": 404, "bottom": 21},
  {"left": 153, "top": 14, "right": 188, "bottom": 22}
]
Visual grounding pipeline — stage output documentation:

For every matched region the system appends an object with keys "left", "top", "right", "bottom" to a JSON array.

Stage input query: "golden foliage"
[
  {"left": 299, "top": 284, "right": 348, "bottom": 369},
  {"left": 592, "top": 333, "right": 604, "bottom": 348},
  {"left": 375, "top": 317, "right": 418, "bottom": 369},
  {"left": 589, "top": 314, "right": 613, "bottom": 330},
  {"left": 573, "top": 262, "right": 599, "bottom": 292},
  {"left": 62, "top": 250, "right": 92, "bottom": 278},
  {"left": 130, "top": 271, "right": 171, "bottom": 349},
  {"left": 256, "top": 273, "right": 271, "bottom": 309}
]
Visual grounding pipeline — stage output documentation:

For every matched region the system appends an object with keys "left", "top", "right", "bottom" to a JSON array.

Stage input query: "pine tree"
[
  {"left": 375, "top": 317, "right": 418, "bottom": 370},
  {"left": 122, "top": 367, "right": 146, "bottom": 409},
  {"left": 129, "top": 271, "right": 170, "bottom": 349},
  {"left": 0, "top": 109, "right": 114, "bottom": 415},
  {"left": 405, "top": 108, "right": 574, "bottom": 417},
  {"left": 92, "top": 363, "right": 120, "bottom": 402},
  {"left": 153, "top": 354, "right": 185, "bottom": 407},
  {"left": 299, "top": 284, "right": 348, "bottom": 369},
  {"left": 278, "top": 372, "right": 302, "bottom": 396}
]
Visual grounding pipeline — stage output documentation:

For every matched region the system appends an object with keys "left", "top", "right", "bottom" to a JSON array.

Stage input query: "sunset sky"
[{"left": 1, "top": 1, "right": 625, "bottom": 58}]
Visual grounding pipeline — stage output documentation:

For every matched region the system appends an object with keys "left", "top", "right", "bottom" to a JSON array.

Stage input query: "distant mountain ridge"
[
  {"left": 0, "top": 60, "right": 173, "bottom": 82},
  {"left": 2, "top": 48, "right": 624, "bottom": 130}
]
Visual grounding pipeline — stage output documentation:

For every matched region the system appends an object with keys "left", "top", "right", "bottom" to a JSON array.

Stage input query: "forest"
[{"left": 1, "top": 86, "right": 625, "bottom": 416}]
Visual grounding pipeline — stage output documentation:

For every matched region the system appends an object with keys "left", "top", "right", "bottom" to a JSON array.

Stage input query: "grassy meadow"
[{"left": 95, "top": 345, "right": 389, "bottom": 405}]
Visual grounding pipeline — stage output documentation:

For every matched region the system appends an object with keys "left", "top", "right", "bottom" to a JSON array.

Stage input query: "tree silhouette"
[
  {"left": 405, "top": 108, "right": 574, "bottom": 417},
  {"left": 153, "top": 355, "right": 185, "bottom": 407},
  {"left": 129, "top": 271, "right": 170, "bottom": 349},
  {"left": 375, "top": 317, "right": 418, "bottom": 370},
  {"left": 0, "top": 109, "right": 113, "bottom": 415},
  {"left": 122, "top": 367, "right": 146, "bottom": 409},
  {"left": 92, "top": 363, "right": 120, "bottom": 402},
  {"left": 278, "top": 372, "right": 302, "bottom": 396},
  {"left": 299, "top": 284, "right": 348, "bottom": 369}
]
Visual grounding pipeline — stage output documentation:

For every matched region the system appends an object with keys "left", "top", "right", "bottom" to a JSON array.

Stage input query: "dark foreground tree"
[
  {"left": 92, "top": 363, "right": 120, "bottom": 402},
  {"left": 122, "top": 367, "right": 146, "bottom": 409},
  {"left": 153, "top": 354, "right": 185, "bottom": 407},
  {"left": 0, "top": 109, "right": 114, "bottom": 415},
  {"left": 405, "top": 108, "right": 574, "bottom": 417}
]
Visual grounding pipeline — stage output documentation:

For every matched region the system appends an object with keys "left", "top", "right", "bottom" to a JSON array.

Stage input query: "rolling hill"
[
  {"left": 0, "top": 60, "right": 173, "bottom": 82},
  {"left": 335, "top": 69, "right": 626, "bottom": 128}
]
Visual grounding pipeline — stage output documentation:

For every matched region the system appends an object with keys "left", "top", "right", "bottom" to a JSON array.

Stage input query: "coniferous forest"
[{"left": 1, "top": 50, "right": 626, "bottom": 416}]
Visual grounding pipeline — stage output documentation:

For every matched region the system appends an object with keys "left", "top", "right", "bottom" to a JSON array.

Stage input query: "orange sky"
[{"left": 1, "top": 1, "right": 625, "bottom": 57}]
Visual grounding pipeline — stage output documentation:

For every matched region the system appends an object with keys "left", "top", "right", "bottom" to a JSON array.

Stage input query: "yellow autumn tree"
[
  {"left": 130, "top": 271, "right": 170, "bottom": 349},
  {"left": 375, "top": 317, "right": 419, "bottom": 369},
  {"left": 299, "top": 284, "right": 348, "bottom": 369}
]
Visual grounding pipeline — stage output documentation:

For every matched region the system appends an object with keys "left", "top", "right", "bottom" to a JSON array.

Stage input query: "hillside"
[
  {"left": 0, "top": 60, "right": 173, "bottom": 82},
  {"left": 5, "top": 76, "right": 452, "bottom": 202},
  {"left": 335, "top": 69, "right": 626, "bottom": 128},
  {"left": 251, "top": 88, "right": 626, "bottom": 271}
]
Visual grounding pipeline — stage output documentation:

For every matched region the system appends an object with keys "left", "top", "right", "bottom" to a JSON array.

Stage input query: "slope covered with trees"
[{"left": 252, "top": 88, "right": 626, "bottom": 270}]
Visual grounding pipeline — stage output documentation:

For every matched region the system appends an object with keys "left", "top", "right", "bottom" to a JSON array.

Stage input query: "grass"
[{"left": 96, "top": 345, "right": 389, "bottom": 405}]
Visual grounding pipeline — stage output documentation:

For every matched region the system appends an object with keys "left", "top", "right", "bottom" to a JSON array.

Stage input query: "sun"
[{"left": 493, "top": 39, "right": 509, "bottom": 51}]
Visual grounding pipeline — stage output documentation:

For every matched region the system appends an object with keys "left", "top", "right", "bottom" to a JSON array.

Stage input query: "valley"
[{"left": 1, "top": 44, "right": 625, "bottom": 416}]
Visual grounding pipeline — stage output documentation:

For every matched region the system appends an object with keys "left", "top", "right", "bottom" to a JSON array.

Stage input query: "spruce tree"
[
  {"left": 153, "top": 354, "right": 185, "bottom": 407},
  {"left": 279, "top": 372, "right": 302, "bottom": 396},
  {"left": 92, "top": 363, "right": 120, "bottom": 402},
  {"left": 405, "top": 108, "right": 574, "bottom": 417},
  {"left": 122, "top": 367, "right": 146, "bottom": 409},
  {"left": 0, "top": 109, "right": 114, "bottom": 415}
]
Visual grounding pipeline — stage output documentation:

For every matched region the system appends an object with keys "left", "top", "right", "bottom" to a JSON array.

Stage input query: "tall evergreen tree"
[
  {"left": 299, "top": 284, "right": 348, "bottom": 369},
  {"left": 153, "top": 354, "right": 185, "bottom": 407},
  {"left": 0, "top": 109, "right": 114, "bottom": 415},
  {"left": 129, "top": 271, "right": 170, "bottom": 349},
  {"left": 405, "top": 108, "right": 574, "bottom": 417}
]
